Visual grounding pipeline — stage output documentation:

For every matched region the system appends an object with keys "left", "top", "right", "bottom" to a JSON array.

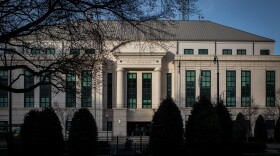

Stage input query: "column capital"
[
  {"left": 154, "top": 67, "right": 161, "bottom": 71},
  {"left": 116, "top": 67, "right": 124, "bottom": 71}
]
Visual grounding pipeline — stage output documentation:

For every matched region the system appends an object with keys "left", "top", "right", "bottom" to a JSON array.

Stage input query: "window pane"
[
  {"left": 81, "top": 70, "right": 92, "bottom": 107},
  {"left": 241, "top": 71, "right": 251, "bottom": 107},
  {"left": 266, "top": 71, "right": 275, "bottom": 107},
  {"left": 127, "top": 73, "right": 137, "bottom": 108},
  {"left": 186, "top": 71, "right": 196, "bottom": 107},
  {"left": 142, "top": 73, "right": 152, "bottom": 108},
  {"left": 226, "top": 71, "right": 236, "bottom": 107},
  {"left": 200, "top": 70, "right": 211, "bottom": 99}
]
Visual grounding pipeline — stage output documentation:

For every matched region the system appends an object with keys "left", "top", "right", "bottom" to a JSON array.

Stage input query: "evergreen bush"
[
  {"left": 275, "top": 117, "right": 280, "bottom": 142},
  {"left": 68, "top": 108, "right": 98, "bottom": 156},
  {"left": 233, "top": 112, "right": 247, "bottom": 142},
  {"left": 254, "top": 115, "right": 267, "bottom": 142},
  {"left": 215, "top": 100, "right": 233, "bottom": 143},
  {"left": 149, "top": 98, "right": 184, "bottom": 156},
  {"left": 20, "top": 108, "right": 64, "bottom": 156},
  {"left": 185, "top": 96, "right": 221, "bottom": 154}
]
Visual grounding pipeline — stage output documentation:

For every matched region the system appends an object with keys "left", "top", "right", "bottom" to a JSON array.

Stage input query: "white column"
[
  {"left": 116, "top": 67, "right": 124, "bottom": 108},
  {"left": 154, "top": 67, "right": 161, "bottom": 108}
]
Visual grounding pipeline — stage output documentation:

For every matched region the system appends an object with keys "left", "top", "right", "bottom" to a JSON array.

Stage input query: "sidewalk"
[{"left": 265, "top": 143, "right": 280, "bottom": 153}]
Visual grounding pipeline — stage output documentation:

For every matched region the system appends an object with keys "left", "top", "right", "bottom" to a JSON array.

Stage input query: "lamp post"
[
  {"left": 213, "top": 55, "right": 219, "bottom": 103},
  {"left": 106, "top": 115, "right": 108, "bottom": 142}
]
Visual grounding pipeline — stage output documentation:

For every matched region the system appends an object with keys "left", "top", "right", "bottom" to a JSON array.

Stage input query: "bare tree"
[
  {"left": 264, "top": 88, "right": 280, "bottom": 121},
  {"left": 53, "top": 102, "right": 76, "bottom": 140},
  {"left": 242, "top": 97, "right": 259, "bottom": 137},
  {"left": 0, "top": 0, "right": 199, "bottom": 93}
]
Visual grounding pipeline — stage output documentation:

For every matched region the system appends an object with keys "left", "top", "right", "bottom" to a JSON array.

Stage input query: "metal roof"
[
  {"left": 168, "top": 20, "right": 274, "bottom": 42},
  {"left": 105, "top": 20, "right": 274, "bottom": 42}
]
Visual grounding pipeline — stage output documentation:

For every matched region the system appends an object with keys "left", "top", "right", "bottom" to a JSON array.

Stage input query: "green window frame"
[
  {"left": 31, "top": 48, "right": 41, "bottom": 55},
  {"left": 24, "top": 70, "right": 34, "bottom": 107},
  {"left": 66, "top": 71, "right": 76, "bottom": 107},
  {"left": 261, "top": 50, "right": 270, "bottom": 55},
  {"left": 266, "top": 71, "right": 275, "bottom": 107},
  {"left": 200, "top": 70, "right": 211, "bottom": 99},
  {"left": 142, "top": 73, "right": 152, "bottom": 108},
  {"left": 107, "top": 73, "right": 113, "bottom": 109},
  {"left": 237, "top": 49, "right": 246, "bottom": 55},
  {"left": 45, "top": 48, "right": 55, "bottom": 55},
  {"left": 0, "top": 70, "right": 8, "bottom": 107},
  {"left": 198, "top": 49, "right": 208, "bottom": 55},
  {"left": 167, "top": 73, "right": 172, "bottom": 98},
  {"left": 127, "top": 73, "right": 137, "bottom": 108},
  {"left": 184, "top": 49, "right": 194, "bottom": 55},
  {"left": 40, "top": 74, "right": 51, "bottom": 107},
  {"left": 241, "top": 71, "right": 251, "bottom": 107},
  {"left": 4, "top": 48, "right": 15, "bottom": 55},
  {"left": 70, "top": 48, "right": 80, "bottom": 55},
  {"left": 186, "top": 70, "right": 196, "bottom": 107},
  {"left": 81, "top": 70, "right": 92, "bottom": 107},
  {"left": 226, "top": 71, "right": 236, "bottom": 107},
  {"left": 85, "top": 48, "right": 95, "bottom": 54},
  {"left": 223, "top": 49, "right": 232, "bottom": 55}
]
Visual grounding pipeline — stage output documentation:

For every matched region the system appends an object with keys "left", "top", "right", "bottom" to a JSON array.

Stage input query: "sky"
[{"left": 189, "top": 0, "right": 280, "bottom": 55}]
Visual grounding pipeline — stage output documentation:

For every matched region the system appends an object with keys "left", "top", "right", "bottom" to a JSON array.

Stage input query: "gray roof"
[
  {"left": 107, "top": 20, "right": 274, "bottom": 42},
  {"left": 168, "top": 20, "right": 274, "bottom": 42}
]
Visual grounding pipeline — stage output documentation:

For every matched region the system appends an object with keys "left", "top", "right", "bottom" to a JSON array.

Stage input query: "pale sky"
[{"left": 189, "top": 0, "right": 280, "bottom": 55}]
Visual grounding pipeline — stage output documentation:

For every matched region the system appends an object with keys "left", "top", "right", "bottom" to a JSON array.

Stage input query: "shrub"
[
  {"left": 185, "top": 96, "right": 221, "bottom": 154},
  {"left": 149, "top": 98, "right": 184, "bottom": 156},
  {"left": 20, "top": 108, "right": 64, "bottom": 156},
  {"left": 254, "top": 115, "right": 267, "bottom": 142},
  {"left": 275, "top": 117, "right": 280, "bottom": 142},
  {"left": 68, "top": 108, "right": 98, "bottom": 156},
  {"left": 215, "top": 100, "right": 233, "bottom": 143},
  {"left": 233, "top": 112, "right": 247, "bottom": 142}
]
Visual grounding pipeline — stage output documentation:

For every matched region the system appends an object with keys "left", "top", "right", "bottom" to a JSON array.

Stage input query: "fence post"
[{"left": 117, "top": 136, "right": 119, "bottom": 150}]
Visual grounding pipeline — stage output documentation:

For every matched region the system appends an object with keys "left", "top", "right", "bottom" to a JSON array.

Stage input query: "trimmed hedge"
[
  {"left": 254, "top": 115, "right": 267, "bottom": 142},
  {"left": 20, "top": 108, "right": 64, "bottom": 156},
  {"left": 68, "top": 108, "right": 98, "bottom": 156},
  {"left": 275, "top": 117, "right": 280, "bottom": 142},
  {"left": 150, "top": 98, "right": 184, "bottom": 156},
  {"left": 233, "top": 112, "right": 247, "bottom": 142},
  {"left": 185, "top": 96, "right": 221, "bottom": 154}
]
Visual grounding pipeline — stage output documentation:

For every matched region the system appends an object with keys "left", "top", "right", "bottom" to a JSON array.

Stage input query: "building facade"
[{"left": 0, "top": 21, "right": 280, "bottom": 138}]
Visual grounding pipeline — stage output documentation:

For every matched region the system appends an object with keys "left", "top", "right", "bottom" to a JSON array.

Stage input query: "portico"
[{"left": 112, "top": 52, "right": 166, "bottom": 136}]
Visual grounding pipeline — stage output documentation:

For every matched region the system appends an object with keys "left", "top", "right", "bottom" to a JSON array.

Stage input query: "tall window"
[
  {"left": 198, "top": 49, "right": 208, "bottom": 55},
  {"left": 266, "top": 71, "right": 275, "bottom": 107},
  {"left": 241, "top": 71, "right": 251, "bottom": 107},
  {"left": 167, "top": 73, "right": 172, "bottom": 98},
  {"left": 184, "top": 49, "right": 193, "bottom": 55},
  {"left": 0, "top": 70, "right": 8, "bottom": 107},
  {"left": 24, "top": 70, "right": 34, "bottom": 107},
  {"left": 142, "top": 73, "right": 152, "bottom": 108},
  {"left": 107, "top": 73, "right": 112, "bottom": 109},
  {"left": 186, "top": 71, "right": 196, "bottom": 107},
  {"left": 127, "top": 73, "right": 137, "bottom": 108},
  {"left": 223, "top": 49, "right": 232, "bottom": 55},
  {"left": 200, "top": 70, "right": 211, "bottom": 99},
  {"left": 66, "top": 71, "right": 76, "bottom": 107},
  {"left": 40, "top": 74, "right": 51, "bottom": 107},
  {"left": 70, "top": 48, "right": 80, "bottom": 55},
  {"left": 237, "top": 49, "right": 246, "bottom": 55},
  {"left": 226, "top": 71, "right": 236, "bottom": 107},
  {"left": 85, "top": 48, "right": 95, "bottom": 54},
  {"left": 44, "top": 48, "right": 55, "bottom": 55},
  {"left": 81, "top": 70, "right": 92, "bottom": 107},
  {"left": 31, "top": 48, "right": 41, "bottom": 55}
]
